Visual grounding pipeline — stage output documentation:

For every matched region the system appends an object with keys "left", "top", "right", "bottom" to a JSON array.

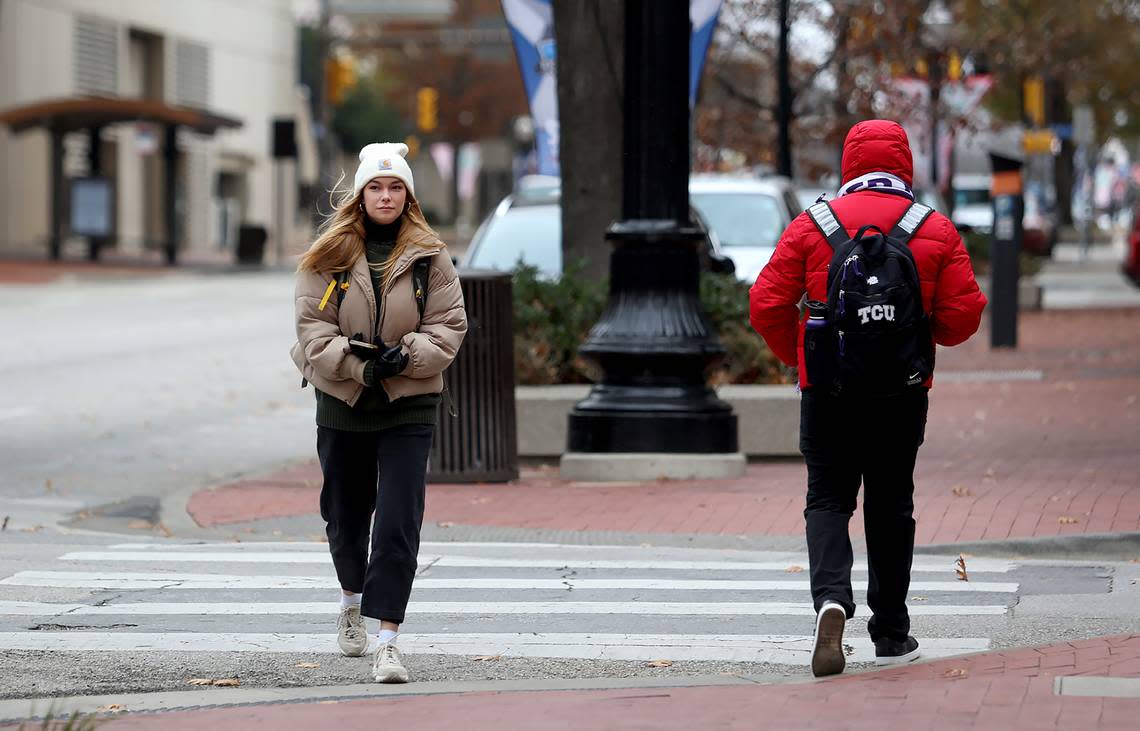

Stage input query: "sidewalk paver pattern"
[
  {"left": 93, "top": 634, "right": 1140, "bottom": 730},
  {"left": 190, "top": 309, "right": 1140, "bottom": 545}
]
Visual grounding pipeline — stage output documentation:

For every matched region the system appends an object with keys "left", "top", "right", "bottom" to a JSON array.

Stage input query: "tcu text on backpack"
[{"left": 803, "top": 201, "right": 935, "bottom": 395}]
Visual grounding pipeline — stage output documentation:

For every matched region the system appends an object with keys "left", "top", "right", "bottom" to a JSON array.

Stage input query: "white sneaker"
[
  {"left": 336, "top": 605, "right": 368, "bottom": 657},
  {"left": 372, "top": 642, "right": 410, "bottom": 683},
  {"left": 811, "top": 601, "right": 847, "bottom": 677}
]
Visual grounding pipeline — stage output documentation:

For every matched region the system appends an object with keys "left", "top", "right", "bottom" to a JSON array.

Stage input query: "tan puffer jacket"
[{"left": 290, "top": 222, "right": 467, "bottom": 406}]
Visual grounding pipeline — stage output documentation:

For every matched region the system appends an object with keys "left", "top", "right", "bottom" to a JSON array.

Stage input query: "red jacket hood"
[{"left": 840, "top": 120, "right": 914, "bottom": 186}]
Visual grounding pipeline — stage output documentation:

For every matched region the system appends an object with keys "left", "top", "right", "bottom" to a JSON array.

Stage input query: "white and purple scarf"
[{"left": 836, "top": 171, "right": 914, "bottom": 201}]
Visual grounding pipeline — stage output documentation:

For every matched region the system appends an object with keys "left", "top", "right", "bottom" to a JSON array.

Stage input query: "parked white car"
[{"left": 688, "top": 175, "right": 802, "bottom": 283}]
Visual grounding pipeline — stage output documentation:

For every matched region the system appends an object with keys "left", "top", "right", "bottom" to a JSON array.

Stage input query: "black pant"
[
  {"left": 317, "top": 423, "right": 434, "bottom": 624},
  {"left": 799, "top": 388, "right": 928, "bottom": 643}
]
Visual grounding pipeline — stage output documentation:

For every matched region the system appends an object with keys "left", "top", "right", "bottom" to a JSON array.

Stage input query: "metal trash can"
[
  {"left": 236, "top": 225, "right": 267, "bottom": 265},
  {"left": 428, "top": 269, "right": 518, "bottom": 483}
]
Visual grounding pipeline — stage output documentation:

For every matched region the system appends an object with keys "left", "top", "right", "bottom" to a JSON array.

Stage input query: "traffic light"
[
  {"left": 1023, "top": 78, "right": 1045, "bottom": 127},
  {"left": 325, "top": 56, "right": 356, "bottom": 106},
  {"left": 416, "top": 87, "right": 438, "bottom": 133}
]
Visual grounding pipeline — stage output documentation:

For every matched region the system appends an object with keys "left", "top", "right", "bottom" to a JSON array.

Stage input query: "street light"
[
  {"left": 561, "top": 0, "right": 740, "bottom": 479},
  {"left": 921, "top": 0, "right": 954, "bottom": 191}
]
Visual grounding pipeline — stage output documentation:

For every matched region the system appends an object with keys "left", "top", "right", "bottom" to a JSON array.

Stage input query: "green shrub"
[{"left": 510, "top": 264, "right": 785, "bottom": 385}]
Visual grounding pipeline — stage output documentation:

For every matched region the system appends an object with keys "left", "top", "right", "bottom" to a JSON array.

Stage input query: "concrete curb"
[
  {"left": 915, "top": 531, "right": 1140, "bottom": 560},
  {"left": 0, "top": 673, "right": 779, "bottom": 723}
]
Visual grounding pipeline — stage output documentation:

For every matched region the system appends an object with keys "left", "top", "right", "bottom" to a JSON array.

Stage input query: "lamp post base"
[{"left": 560, "top": 451, "right": 746, "bottom": 482}]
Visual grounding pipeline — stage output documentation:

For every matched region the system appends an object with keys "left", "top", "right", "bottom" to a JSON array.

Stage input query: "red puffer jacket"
[{"left": 749, "top": 120, "right": 987, "bottom": 390}]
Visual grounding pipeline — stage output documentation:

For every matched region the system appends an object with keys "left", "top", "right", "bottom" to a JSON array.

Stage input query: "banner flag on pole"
[{"left": 502, "top": 0, "right": 723, "bottom": 176}]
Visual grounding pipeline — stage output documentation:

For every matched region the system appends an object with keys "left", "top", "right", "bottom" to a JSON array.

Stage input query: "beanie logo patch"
[{"left": 379, "top": 159, "right": 392, "bottom": 170}]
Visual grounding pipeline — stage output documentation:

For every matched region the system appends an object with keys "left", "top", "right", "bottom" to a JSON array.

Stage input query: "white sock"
[
  {"left": 377, "top": 629, "right": 398, "bottom": 645},
  {"left": 340, "top": 592, "right": 362, "bottom": 610}
]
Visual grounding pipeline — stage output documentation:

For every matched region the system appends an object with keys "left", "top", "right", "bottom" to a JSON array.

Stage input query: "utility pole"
[
  {"left": 776, "top": 0, "right": 793, "bottom": 177},
  {"left": 316, "top": 0, "right": 334, "bottom": 194}
]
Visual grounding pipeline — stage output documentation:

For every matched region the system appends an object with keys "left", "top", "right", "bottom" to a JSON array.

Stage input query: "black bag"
[{"left": 804, "top": 200, "right": 935, "bottom": 395}]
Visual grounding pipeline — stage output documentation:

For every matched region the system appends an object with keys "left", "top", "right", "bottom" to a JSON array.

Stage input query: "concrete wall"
[
  {"left": 0, "top": 0, "right": 298, "bottom": 256},
  {"left": 515, "top": 385, "right": 802, "bottom": 459}
]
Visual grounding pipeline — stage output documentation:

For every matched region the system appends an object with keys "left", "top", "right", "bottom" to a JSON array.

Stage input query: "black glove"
[{"left": 370, "top": 341, "right": 410, "bottom": 380}]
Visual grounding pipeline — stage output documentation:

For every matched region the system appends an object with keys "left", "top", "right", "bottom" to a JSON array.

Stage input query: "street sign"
[{"left": 1022, "top": 130, "right": 1057, "bottom": 155}]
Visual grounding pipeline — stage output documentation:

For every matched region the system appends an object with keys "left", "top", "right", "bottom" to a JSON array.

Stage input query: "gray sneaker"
[
  {"left": 372, "top": 642, "right": 410, "bottom": 683},
  {"left": 336, "top": 605, "right": 368, "bottom": 657}
]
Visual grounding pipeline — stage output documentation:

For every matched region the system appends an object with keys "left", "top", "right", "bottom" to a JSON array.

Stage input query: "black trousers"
[
  {"left": 317, "top": 423, "right": 434, "bottom": 624},
  {"left": 799, "top": 387, "right": 928, "bottom": 643}
]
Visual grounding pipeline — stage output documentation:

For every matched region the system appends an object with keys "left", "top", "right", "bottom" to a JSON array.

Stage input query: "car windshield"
[
  {"left": 955, "top": 188, "right": 990, "bottom": 207},
  {"left": 467, "top": 204, "right": 562, "bottom": 278},
  {"left": 689, "top": 192, "right": 784, "bottom": 248}
]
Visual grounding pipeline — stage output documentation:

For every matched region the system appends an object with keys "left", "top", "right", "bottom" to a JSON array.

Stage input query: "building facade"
[{"left": 0, "top": 0, "right": 311, "bottom": 260}]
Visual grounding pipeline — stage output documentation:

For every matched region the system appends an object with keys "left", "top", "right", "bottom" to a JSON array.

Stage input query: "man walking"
[{"left": 749, "top": 120, "right": 987, "bottom": 677}]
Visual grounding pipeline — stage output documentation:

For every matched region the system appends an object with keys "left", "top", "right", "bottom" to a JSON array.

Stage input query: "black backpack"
[{"left": 804, "top": 200, "right": 934, "bottom": 395}]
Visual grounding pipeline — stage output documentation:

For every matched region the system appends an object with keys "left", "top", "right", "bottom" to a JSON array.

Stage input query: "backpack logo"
[{"left": 857, "top": 304, "right": 895, "bottom": 324}]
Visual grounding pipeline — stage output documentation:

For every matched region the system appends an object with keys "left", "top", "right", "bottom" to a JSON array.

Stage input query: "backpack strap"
[
  {"left": 887, "top": 202, "right": 934, "bottom": 247},
  {"left": 334, "top": 270, "right": 351, "bottom": 307},
  {"left": 806, "top": 201, "right": 851, "bottom": 251}
]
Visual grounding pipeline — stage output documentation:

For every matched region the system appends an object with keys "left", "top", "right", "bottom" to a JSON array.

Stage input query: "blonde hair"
[{"left": 297, "top": 173, "right": 439, "bottom": 281}]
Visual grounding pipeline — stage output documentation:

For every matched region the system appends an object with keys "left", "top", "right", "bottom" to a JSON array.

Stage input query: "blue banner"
[{"left": 502, "top": 0, "right": 723, "bottom": 177}]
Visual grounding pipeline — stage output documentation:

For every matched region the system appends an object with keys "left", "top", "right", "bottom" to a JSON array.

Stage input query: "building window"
[
  {"left": 74, "top": 16, "right": 119, "bottom": 95},
  {"left": 175, "top": 40, "right": 210, "bottom": 108}
]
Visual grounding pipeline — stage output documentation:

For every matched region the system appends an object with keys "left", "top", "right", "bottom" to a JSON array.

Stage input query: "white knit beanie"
[{"left": 353, "top": 142, "right": 415, "bottom": 198}]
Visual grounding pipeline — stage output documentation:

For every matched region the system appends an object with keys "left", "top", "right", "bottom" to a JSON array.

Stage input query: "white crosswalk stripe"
[{"left": 0, "top": 542, "right": 1013, "bottom": 666}]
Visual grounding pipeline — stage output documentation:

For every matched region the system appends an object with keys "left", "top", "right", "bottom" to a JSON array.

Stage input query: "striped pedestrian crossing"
[{"left": 0, "top": 541, "right": 1013, "bottom": 666}]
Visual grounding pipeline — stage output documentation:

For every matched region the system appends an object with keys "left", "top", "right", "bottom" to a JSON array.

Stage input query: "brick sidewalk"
[
  {"left": 188, "top": 309, "right": 1140, "bottom": 543},
  {"left": 92, "top": 633, "right": 1140, "bottom": 730}
]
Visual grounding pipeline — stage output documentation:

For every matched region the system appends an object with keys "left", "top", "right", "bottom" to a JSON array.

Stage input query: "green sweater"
[{"left": 315, "top": 220, "right": 440, "bottom": 431}]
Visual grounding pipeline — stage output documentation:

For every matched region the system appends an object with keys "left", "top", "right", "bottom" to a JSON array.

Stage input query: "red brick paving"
[
  {"left": 188, "top": 309, "right": 1140, "bottom": 543},
  {"left": 97, "top": 634, "right": 1140, "bottom": 730}
]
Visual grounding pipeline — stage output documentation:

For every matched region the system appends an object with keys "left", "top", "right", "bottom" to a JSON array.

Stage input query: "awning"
[{"left": 0, "top": 96, "right": 243, "bottom": 135}]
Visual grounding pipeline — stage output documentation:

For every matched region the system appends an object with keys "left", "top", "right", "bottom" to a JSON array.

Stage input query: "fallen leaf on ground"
[
  {"left": 127, "top": 520, "right": 153, "bottom": 530},
  {"left": 94, "top": 704, "right": 126, "bottom": 713},
  {"left": 645, "top": 659, "right": 674, "bottom": 668},
  {"left": 1058, "top": 516, "right": 1079, "bottom": 525},
  {"left": 437, "top": 521, "right": 456, "bottom": 528},
  {"left": 44, "top": 479, "right": 54, "bottom": 492},
  {"left": 187, "top": 678, "right": 241, "bottom": 687},
  {"left": 955, "top": 555, "right": 969, "bottom": 582},
  {"left": 943, "top": 668, "right": 968, "bottom": 679},
  {"left": 951, "top": 485, "right": 973, "bottom": 497},
  {"left": 912, "top": 596, "right": 928, "bottom": 601},
  {"left": 843, "top": 644, "right": 855, "bottom": 656},
  {"left": 470, "top": 655, "right": 502, "bottom": 662},
  {"left": 295, "top": 662, "right": 321, "bottom": 668},
  {"left": 21, "top": 525, "right": 43, "bottom": 533},
  {"left": 785, "top": 565, "right": 804, "bottom": 573}
]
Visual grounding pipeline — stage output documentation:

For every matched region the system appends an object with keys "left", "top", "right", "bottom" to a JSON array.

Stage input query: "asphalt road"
[{"left": 0, "top": 270, "right": 313, "bottom": 532}]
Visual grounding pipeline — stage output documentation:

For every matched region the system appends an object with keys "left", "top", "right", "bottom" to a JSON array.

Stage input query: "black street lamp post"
[{"left": 565, "top": 0, "right": 737, "bottom": 455}]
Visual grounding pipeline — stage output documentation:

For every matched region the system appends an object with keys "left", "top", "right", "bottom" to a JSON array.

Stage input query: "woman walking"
[{"left": 291, "top": 142, "right": 466, "bottom": 683}]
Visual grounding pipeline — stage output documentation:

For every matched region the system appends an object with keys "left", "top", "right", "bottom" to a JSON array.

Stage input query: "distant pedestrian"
[
  {"left": 749, "top": 120, "right": 986, "bottom": 677},
  {"left": 291, "top": 142, "right": 467, "bottom": 683}
]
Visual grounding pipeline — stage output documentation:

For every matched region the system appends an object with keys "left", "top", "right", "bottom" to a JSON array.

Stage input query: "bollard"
[
  {"left": 427, "top": 269, "right": 518, "bottom": 483},
  {"left": 989, "top": 152, "right": 1023, "bottom": 348}
]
